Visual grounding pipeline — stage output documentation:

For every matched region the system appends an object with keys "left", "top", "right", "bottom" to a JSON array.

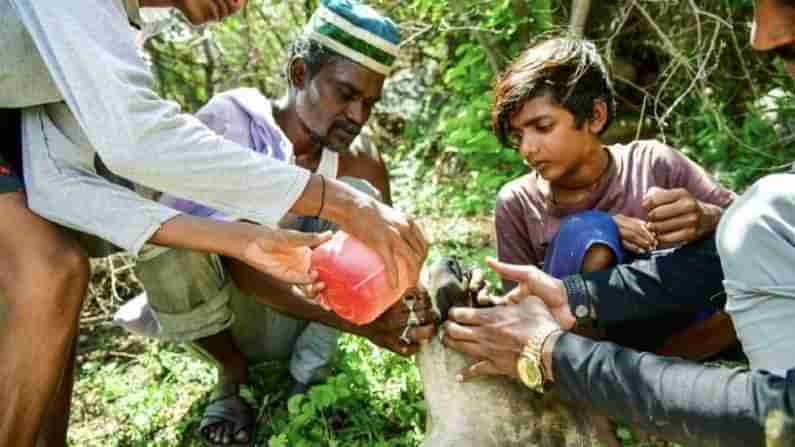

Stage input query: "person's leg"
[
  {"left": 717, "top": 173, "right": 795, "bottom": 372},
  {"left": 0, "top": 192, "right": 89, "bottom": 447},
  {"left": 543, "top": 211, "right": 622, "bottom": 447},
  {"left": 35, "top": 336, "right": 77, "bottom": 447},
  {"left": 543, "top": 210, "right": 624, "bottom": 279},
  {"left": 134, "top": 248, "right": 253, "bottom": 445}
]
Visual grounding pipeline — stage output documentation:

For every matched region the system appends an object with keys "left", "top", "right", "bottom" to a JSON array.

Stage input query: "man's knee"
[{"left": 2, "top": 234, "right": 89, "bottom": 322}]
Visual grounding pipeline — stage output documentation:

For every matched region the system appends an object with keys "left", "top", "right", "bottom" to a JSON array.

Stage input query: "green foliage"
[{"left": 386, "top": 0, "right": 556, "bottom": 216}]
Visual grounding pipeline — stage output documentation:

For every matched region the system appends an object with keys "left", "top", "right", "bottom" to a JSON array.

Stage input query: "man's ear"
[
  {"left": 587, "top": 100, "right": 609, "bottom": 135},
  {"left": 289, "top": 58, "right": 309, "bottom": 90}
]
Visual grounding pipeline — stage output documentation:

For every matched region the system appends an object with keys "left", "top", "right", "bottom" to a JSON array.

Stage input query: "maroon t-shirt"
[{"left": 495, "top": 140, "right": 736, "bottom": 273}]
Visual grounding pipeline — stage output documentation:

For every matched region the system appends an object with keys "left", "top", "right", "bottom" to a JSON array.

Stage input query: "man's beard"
[{"left": 305, "top": 118, "right": 362, "bottom": 153}]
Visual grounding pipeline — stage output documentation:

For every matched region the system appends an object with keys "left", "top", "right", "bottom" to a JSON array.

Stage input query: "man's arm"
[
  {"left": 12, "top": 0, "right": 309, "bottom": 224},
  {"left": 339, "top": 136, "right": 393, "bottom": 205},
  {"left": 444, "top": 293, "right": 795, "bottom": 447},
  {"left": 550, "top": 333, "right": 795, "bottom": 446},
  {"left": 14, "top": 0, "right": 427, "bottom": 284},
  {"left": 225, "top": 258, "right": 436, "bottom": 355}
]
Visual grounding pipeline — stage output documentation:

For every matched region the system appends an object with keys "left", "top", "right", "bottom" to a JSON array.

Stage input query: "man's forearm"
[
  {"left": 548, "top": 333, "right": 795, "bottom": 446},
  {"left": 149, "top": 215, "right": 264, "bottom": 261}
]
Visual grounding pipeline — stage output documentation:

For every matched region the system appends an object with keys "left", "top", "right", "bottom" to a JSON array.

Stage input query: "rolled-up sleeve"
[{"left": 11, "top": 0, "right": 310, "bottom": 227}]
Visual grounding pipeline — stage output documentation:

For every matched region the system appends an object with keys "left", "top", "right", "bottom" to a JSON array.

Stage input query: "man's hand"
[
  {"left": 359, "top": 293, "right": 436, "bottom": 357},
  {"left": 613, "top": 214, "right": 657, "bottom": 254},
  {"left": 485, "top": 257, "right": 575, "bottom": 329},
  {"left": 240, "top": 227, "right": 331, "bottom": 285},
  {"left": 442, "top": 296, "right": 561, "bottom": 382},
  {"left": 340, "top": 197, "right": 428, "bottom": 292},
  {"left": 643, "top": 187, "right": 719, "bottom": 248}
]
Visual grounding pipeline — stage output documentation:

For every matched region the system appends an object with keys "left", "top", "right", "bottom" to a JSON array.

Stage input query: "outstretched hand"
[
  {"left": 241, "top": 227, "right": 332, "bottom": 285},
  {"left": 485, "top": 257, "right": 575, "bottom": 329},
  {"left": 442, "top": 295, "right": 561, "bottom": 382}
]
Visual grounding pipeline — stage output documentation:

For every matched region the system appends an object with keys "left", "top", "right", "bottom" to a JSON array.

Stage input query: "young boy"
[
  {"left": 490, "top": 36, "right": 737, "bottom": 447},
  {"left": 493, "top": 38, "right": 735, "bottom": 340}
]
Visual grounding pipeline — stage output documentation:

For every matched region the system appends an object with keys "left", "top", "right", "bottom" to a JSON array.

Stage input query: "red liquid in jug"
[{"left": 311, "top": 232, "right": 411, "bottom": 325}]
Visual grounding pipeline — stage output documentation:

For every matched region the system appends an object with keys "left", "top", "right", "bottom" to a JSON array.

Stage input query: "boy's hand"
[
  {"left": 643, "top": 187, "right": 717, "bottom": 248},
  {"left": 613, "top": 214, "right": 657, "bottom": 254}
]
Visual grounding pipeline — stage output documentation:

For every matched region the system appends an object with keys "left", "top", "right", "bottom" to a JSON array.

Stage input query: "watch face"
[{"left": 518, "top": 355, "right": 542, "bottom": 390}]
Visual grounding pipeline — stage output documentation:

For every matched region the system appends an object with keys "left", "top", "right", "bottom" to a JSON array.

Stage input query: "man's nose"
[{"left": 346, "top": 100, "right": 369, "bottom": 126}]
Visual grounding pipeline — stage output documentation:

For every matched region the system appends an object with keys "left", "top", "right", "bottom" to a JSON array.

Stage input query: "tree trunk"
[{"left": 570, "top": 0, "right": 592, "bottom": 37}]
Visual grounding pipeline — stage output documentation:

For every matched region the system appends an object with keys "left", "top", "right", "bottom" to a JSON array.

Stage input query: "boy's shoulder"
[
  {"left": 607, "top": 139, "right": 681, "bottom": 168},
  {"left": 497, "top": 173, "right": 546, "bottom": 212},
  {"left": 607, "top": 138, "right": 673, "bottom": 155}
]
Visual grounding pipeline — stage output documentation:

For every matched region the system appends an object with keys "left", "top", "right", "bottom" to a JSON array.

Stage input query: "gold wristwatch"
[{"left": 516, "top": 335, "right": 545, "bottom": 393}]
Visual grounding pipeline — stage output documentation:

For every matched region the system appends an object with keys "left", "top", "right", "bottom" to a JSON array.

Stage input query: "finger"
[
  {"left": 392, "top": 232, "right": 423, "bottom": 288},
  {"left": 647, "top": 200, "right": 695, "bottom": 222},
  {"left": 488, "top": 295, "right": 512, "bottom": 306},
  {"left": 412, "top": 218, "right": 430, "bottom": 258},
  {"left": 469, "top": 269, "right": 486, "bottom": 292},
  {"left": 504, "top": 287, "right": 527, "bottom": 304},
  {"left": 642, "top": 187, "right": 678, "bottom": 210},
  {"left": 408, "top": 324, "right": 436, "bottom": 345},
  {"left": 456, "top": 360, "right": 503, "bottom": 382},
  {"left": 622, "top": 240, "right": 644, "bottom": 254},
  {"left": 655, "top": 227, "right": 697, "bottom": 245},
  {"left": 485, "top": 257, "right": 530, "bottom": 284},
  {"left": 476, "top": 287, "right": 492, "bottom": 306},
  {"left": 405, "top": 219, "right": 429, "bottom": 261},
  {"left": 226, "top": 0, "right": 243, "bottom": 14},
  {"left": 647, "top": 213, "right": 697, "bottom": 234},
  {"left": 447, "top": 306, "right": 499, "bottom": 326},
  {"left": 623, "top": 229, "right": 653, "bottom": 251},
  {"left": 205, "top": 0, "right": 220, "bottom": 21},
  {"left": 442, "top": 336, "right": 490, "bottom": 361},
  {"left": 212, "top": 0, "right": 230, "bottom": 19},
  {"left": 381, "top": 240, "right": 399, "bottom": 290},
  {"left": 443, "top": 321, "right": 486, "bottom": 342}
]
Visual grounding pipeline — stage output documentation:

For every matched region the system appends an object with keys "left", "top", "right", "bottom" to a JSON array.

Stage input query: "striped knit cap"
[{"left": 305, "top": 0, "right": 400, "bottom": 76}]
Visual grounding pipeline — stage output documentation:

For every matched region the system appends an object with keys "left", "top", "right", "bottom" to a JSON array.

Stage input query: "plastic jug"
[{"left": 310, "top": 232, "right": 412, "bottom": 325}]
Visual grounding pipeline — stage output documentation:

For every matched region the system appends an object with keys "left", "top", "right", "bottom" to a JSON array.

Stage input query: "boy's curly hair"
[{"left": 492, "top": 37, "right": 616, "bottom": 147}]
